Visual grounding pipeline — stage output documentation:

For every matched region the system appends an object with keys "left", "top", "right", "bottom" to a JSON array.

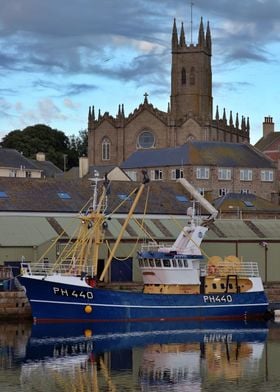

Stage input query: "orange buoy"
[
  {"left": 85, "top": 305, "right": 92, "bottom": 314},
  {"left": 84, "top": 329, "right": 92, "bottom": 337}
]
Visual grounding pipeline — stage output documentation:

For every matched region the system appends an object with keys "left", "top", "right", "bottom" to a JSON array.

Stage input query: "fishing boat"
[{"left": 18, "top": 173, "right": 270, "bottom": 323}]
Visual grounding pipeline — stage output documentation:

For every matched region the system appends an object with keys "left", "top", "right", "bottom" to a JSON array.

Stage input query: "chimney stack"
[{"left": 263, "top": 116, "right": 274, "bottom": 137}]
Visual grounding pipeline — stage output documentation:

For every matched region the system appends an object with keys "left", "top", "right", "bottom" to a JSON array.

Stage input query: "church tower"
[{"left": 170, "top": 18, "right": 213, "bottom": 123}]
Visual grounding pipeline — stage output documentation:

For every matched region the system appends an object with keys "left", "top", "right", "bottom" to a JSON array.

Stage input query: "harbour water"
[{"left": 1, "top": 320, "right": 280, "bottom": 392}]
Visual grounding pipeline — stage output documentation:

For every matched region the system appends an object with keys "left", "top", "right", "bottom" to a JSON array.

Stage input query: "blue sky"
[{"left": 1, "top": 0, "right": 280, "bottom": 144}]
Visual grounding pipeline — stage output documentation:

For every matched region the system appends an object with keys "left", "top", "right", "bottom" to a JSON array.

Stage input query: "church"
[{"left": 87, "top": 17, "right": 250, "bottom": 167}]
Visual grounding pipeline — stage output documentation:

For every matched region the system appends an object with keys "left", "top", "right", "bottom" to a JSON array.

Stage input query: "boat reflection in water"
[{"left": 18, "top": 320, "right": 269, "bottom": 391}]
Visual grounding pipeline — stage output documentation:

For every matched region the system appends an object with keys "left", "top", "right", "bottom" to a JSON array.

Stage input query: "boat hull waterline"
[{"left": 18, "top": 276, "right": 268, "bottom": 323}]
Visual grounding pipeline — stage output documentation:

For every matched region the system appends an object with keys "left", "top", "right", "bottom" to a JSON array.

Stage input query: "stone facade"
[
  {"left": 124, "top": 165, "right": 277, "bottom": 201},
  {"left": 88, "top": 17, "right": 250, "bottom": 167}
]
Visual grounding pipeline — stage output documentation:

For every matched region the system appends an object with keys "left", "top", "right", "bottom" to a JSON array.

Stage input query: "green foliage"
[{"left": 0, "top": 124, "right": 88, "bottom": 170}]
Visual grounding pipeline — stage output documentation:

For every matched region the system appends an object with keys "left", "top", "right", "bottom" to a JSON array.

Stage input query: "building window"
[
  {"left": 197, "top": 188, "right": 205, "bottom": 196},
  {"left": 181, "top": 68, "right": 186, "bottom": 85},
  {"left": 137, "top": 131, "right": 155, "bottom": 149},
  {"left": 218, "top": 168, "right": 231, "bottom": 180},
  {"left": 261, "top": 170, "right": 273, "bottom": 182},
  {"left": 171, "top": 168, "right": 184, "bottom": 180},
  {"left": 219, "top": 188, "right": 229, "bottom": 197},
  {"left": 57, "top": 192, "right": 71, "bottom": 199},
  {"left": 196, "top": 167, "right": 209, "bottom": 179},
  {"left": 150, "top": 169, "right": 163, "bottom": 181},
  {"left": 26, "top": 171, "right": 32, "bottom": 178},
  {"left": 241, "top": 189, "right": 250, "bottom": 194},
  {"left": 240, "top": 169, "right": 252, "bottom": 181},
  {"left": 102, "top": 138, "right": 110, "bottom": 160}
]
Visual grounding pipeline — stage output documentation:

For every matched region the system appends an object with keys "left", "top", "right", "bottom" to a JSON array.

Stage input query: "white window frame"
[
  {"left": 171, "top": 168, "right": 184, "bottom": 180},
  {"left": 240, "top": 169, "right": 252, "bottom": 181},
  {"left": 102, "top": 138, "right": 110, "bottom": 161},
  {"left": 218, "top": 168, "right": 231, "bottom": 180},
  {"left": 197, "top": 187, "right": 205, "bottom": 196},
  {"left": 219, "top": 188, "right": 229, "bottom": 197},
  {"left": 196, "top": 167, "right": 209, "bottom": 179},
  {"left": 241, "top": 189, "right": 250, "bottom": 194},
  {"left": 150, "top": 169, "right": 163, "bottom": 181},
  {"left": 261, "top": 170, "right": 273, "bottom": 182}
]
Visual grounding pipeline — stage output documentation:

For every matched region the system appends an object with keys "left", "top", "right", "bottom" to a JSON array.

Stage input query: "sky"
[{"left": 1, "top": 0, "right": 280, "bottom": 144}]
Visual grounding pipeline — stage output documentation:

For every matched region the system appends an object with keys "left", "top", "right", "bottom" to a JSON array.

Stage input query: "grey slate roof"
[
  {"left": 213, "top": 193, "right": 280, "bottom": 212},
  {"left": 254, "top": 132, "right": 280, "bottom": 151},
  {"left": 0, "top": 148, "right": 40, "bottom": 170},
  {"left": 0, "top": 177, "right": 194, "bottom": 215},
  {"left": 30, "top": 159, "right": 63, "bottom": 178},
  {"left": 121, "top": 141, "right": 275, "bottom": 169}
]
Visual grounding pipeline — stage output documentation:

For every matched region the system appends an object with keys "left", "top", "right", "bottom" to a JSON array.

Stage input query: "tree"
[
  {"left": 0, "top": 124, "right": 86, "bottom": 170},
  {"left": 67, "top": 129, "right": 88, "bottom": 168}
]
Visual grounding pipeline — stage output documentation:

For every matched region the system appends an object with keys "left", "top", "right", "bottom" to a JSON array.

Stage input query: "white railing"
[
  {"left": 140, "top": 242, "right": 161, "bottom": 252},
  {"left": 21, "top": 262, "right": 95, "bottom": 277},
  {"left": 207, "top": 261, "right": 259, "bottom": 277}
]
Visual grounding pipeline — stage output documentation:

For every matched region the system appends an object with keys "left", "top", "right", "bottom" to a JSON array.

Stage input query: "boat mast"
[{"left": 99, "top": 171, "right": 149, "bottom": 282}]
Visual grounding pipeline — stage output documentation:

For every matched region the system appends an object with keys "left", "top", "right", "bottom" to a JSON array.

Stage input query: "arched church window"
[
  {"left": 190, "top": 67, "right": 195, "bottom": 85},
  {"left": 137, "top": 130, "right": 155, "bottom": 149},
  {"left": 181, "top": 68, "right": 186, "bottom": 85},
  {"left": 102, "top": 138, "right": 110, "bottom": 160}
]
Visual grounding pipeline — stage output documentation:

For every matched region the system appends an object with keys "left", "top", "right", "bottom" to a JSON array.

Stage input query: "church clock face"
[{"left": 137, "top": 131, "right": 155, "bottom": 149}]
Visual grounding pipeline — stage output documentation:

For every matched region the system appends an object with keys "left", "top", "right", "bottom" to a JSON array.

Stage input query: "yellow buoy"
[
  {"left": 84, "top": 329, "right": 92, "bottom": 337},
  {"left": 85, "top": 305, "right": 92, "bottom": 314}
]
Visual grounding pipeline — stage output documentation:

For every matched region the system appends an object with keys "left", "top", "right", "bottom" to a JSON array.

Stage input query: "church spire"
[
  {"left": 88, "top": 106, "right": 92, "bottom": 121},
  {"left": 179, "top": 22, "right": 186, "bottom": 47},
  {"left": 172, "top": 18, "right": 178, "bottom": 49},
  {"left": 215, "top": 105, "right": 219, "bottom": 121},
  {"left": 235, "top": 113, "right": 239, "bottom": 129},
  {"left": 246, "top": 117, "right": 250, "bottom": 132},
  {"left": 206, "top": 21, "right": 211, "bottom": 53},
  {"left": 198, "top": 17, "right": 205, "bottom": 47},
  {"left": 229, "top": 110, "right": 233, "bottom": 126}
]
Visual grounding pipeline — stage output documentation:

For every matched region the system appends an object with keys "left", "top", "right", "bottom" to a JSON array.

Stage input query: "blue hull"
[
  {"left": 18, "top": 276, "right": 269, "bottom": 322},
  {"left": 25, "top": 320, "right": 268, "bottom": 361}
]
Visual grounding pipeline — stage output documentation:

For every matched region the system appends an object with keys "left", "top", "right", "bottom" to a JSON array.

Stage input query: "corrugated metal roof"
[
  {"left": 1, "top": 216, "right": 280, "bottom": 247},
  {"left": 0, "top": 217, "right": 57, "bottom": 246},
  {"left": 121, "top": 141, "right": 275, "bottom": 169},
  {"left": 213, "top": 220, "right": 259, "bottom": 239},
  {"left": 250, "top": 220, "right": 280, "bottom": 239}
]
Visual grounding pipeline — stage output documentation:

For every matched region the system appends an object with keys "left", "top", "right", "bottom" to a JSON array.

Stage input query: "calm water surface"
[{"left": 1, "top": 319, "right": 280, "bottom": 392}]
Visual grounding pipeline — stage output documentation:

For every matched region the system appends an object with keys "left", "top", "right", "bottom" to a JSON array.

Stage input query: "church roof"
[{"left": 121, "top": 141, "right": 275, "bottom": 169}]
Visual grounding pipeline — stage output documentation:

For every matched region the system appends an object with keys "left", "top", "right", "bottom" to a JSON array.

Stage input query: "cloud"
[
  {"left": 63, "top": 98, "right": 80, "bottom": 110},
  {"left": 1, "top": 0, "right": 280, "bottom": 136}
]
